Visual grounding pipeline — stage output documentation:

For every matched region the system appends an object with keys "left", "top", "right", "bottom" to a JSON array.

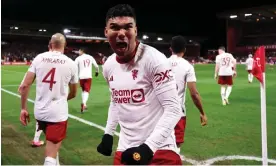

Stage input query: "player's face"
[
  {"left": 105, "top": 16, "right": 137, "bottom": 57},
  {"left": 79, "top": 50, "right": 83, "bottom": 55}
]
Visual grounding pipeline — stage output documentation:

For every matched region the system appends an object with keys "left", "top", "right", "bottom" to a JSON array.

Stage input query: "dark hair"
[
  {"left": 106, "top": 4, "right": 136, "bottom": 23},
  {"left": 171, "top": 35, "right": 187, "bottom": 53},
  {"left": 218, "top": 46, "right": 226, "bottom": 51},
  {"left": 79, "top": 47, "right": 87, "bottom": 53}
]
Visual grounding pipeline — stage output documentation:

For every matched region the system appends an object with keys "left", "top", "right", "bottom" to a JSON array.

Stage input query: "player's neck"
[
  {"left": 173, "top": 52, "right": 184, "bottom": 58},
  {"left": 116, "top": 40, "right": 139, "bottom": 64},
  {"left": 51, "top": 48, "right": 63, "bottom": 54}
]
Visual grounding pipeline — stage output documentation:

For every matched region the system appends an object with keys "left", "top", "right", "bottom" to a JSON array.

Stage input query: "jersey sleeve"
[
  {"left": 28, "top": 55, "right": 40, "bottom": 73},
  {"left": 104, "top": 93, "right": 119, "bottom": 136},
  {"left": 186, "top": 64, "right": 197, "bottom": 82},
  {"left": 144, "top": 53, "right": 182, "bottom": 153},
  {"left": 215, "top": 55, "right": 220, "bottom": 64},
  {"left": 91, "top": 57, "right": 99, "bottom": 72},
  {"left": 70, "top": 62, "right": 79, "bottom": 84},
  {"left": 103, "top": 63, "right": 119, "bottom": 135}
]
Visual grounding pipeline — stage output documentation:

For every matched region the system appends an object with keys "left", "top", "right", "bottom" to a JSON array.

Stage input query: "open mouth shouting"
[{"left": 115, "top": 41, "right": 128, "bottom": 53}]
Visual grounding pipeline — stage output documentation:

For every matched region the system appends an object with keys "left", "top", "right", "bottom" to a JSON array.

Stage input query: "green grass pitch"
[{"left": 1, "top": 64, "right": 276, "bottom": 165}]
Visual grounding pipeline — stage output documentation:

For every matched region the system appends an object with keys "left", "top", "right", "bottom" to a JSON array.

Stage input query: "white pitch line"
[
  {"left": 1, "top": 69, "right": 26, "bottom": 74},
  {"left": 201, "top": 155, "right": 276, "bottom": 165},
  {"left": 1, "top": 88, "right": 119, "bottom": 136},
  {"left": 2, "top": 88, "right": 276, "bottom": 165},
  {"left": 2, "top": 84, "right": 36, "bottom": 87},
  {"left": 2, "top": 85, "right": 20, "bottom": 87}
]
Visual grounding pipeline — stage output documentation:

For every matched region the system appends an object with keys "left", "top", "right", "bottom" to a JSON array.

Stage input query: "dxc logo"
[{"left": 154, "top": 69, "right": 173, "bottom": 83}]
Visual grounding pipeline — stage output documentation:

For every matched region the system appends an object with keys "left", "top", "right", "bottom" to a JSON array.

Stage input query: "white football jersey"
[
  {"left": 216, "top": 53, "right": 235, "bottom": 76},
  {"left": 75, "top": 54, "right": 99, "bottom": 79},
  {"left": 168, "top": 55, "right": 196, "bottom": 116},
  {"left": 245, "top": 57, "right": 254, "bottom": 70},
  {"left": 103, "top": 43, "right": 182, "bottom": 153},
  {"left": 28, "top": 51, "right": 78, "bottom": 122}
]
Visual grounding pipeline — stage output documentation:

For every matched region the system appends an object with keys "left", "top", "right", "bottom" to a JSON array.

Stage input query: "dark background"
[{"left": 2, "top": 0, "right": 275, "bottom": 49}]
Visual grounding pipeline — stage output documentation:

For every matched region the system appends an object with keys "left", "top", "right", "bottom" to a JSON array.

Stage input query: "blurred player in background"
[
  {"left": 245, "top": 54, "right": 254, "bottom": 83},
  {"left": 18, "top": 33, "right": 78, "bottom": 165},
  {"left": 168, "top": 35, "right": 207, "bottom": 157},
  {"left": 97, "top": 4, "right": 182, "bottom": 165},
  {"left": 75, "top": 48, "right": 99, "bottom": 113},
  {"left": 269, "top": 59, "right": 274, "bottom": 69},
  {"left": 99, "top": 53, "right": 108, "bottom": 65},
  {"left": 232, "top": 57, "right": 237, "bottom": 76},
  {"left": 191, "top": 59, "right": 195, "bottom": 66},
  {"left": 215, "top": 46, "right": 236, "bottom": 105},
  {"left": 19, "top": 43, "right": 54, "bottom": 147}
]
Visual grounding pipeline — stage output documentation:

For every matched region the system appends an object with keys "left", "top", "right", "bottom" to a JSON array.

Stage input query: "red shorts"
[
  {"left": 37, "top": 120, "right": 68, "bottom": 143},
  {"left": 79, "top": 78, "right": 92, "bottom": 92},
  {"left": 174, "top": 116, "right": 186, "bottom": 145},
  {"left": 114, "top": 150, "right": 182, "bottom": 165},
  {"left": 247, "top": 70, "right": 252, "bottom": 73},
  {"left": 218, "top": 76, "right": 233, "bottom": 85}
]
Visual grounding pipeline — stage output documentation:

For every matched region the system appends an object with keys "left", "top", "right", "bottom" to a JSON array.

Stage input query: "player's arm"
[
  {"left": 144, "top": 59, "right": 182, "bottom": 153},
  {"left": 19, "top": 56, "right": 39, "bottom": 126},
  {"left": 186, "top": 66, "right": 207, "bottom": 126},
  {"left": 92, "top": 57, "right": 100, "bottom": 76},
  {"left": 20, "top": 72, "right": 35, "bottom": 110},
  {"left": 74, "top": 58, "right": 80, "bottom": 75},
  {"left": 18, "top": 72, "right": 36, "bottom": 94},
  {"left": 97, "top": 66, "right": 118, "bottom": 156},
  {"left": 102, "top": 66, "right": 118, "bottom": 135},
  {"left": 68, "top": 63, "right": 78, "bottom": 100},
  {"left": 232, "top": 56, "right": 237, "bottom": 77},
  {"left": 214, "top": 56, "right": 220, "bottom": 79}
]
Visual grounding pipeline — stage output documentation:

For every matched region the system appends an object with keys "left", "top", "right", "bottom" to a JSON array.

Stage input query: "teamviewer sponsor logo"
[{"left": 111, "top": 88, "right": 145, "bottom": 103}]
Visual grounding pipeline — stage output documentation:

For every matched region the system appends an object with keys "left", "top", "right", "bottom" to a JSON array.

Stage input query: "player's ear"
[
  {"left": 169, "top": 47, "right": 172, "bottom": 53},
  {"left": 104, "top": 27, "right": 108, "bottom": 38},
  {"left": 134, "top": 26, "right": 137, "bottom": 37}
]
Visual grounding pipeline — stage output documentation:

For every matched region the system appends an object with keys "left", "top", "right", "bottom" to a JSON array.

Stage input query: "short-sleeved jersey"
[
  {"left": 75, "top": 54, "right": 98, "bottom": 79},
  {"left": 168, "top": 55, "right": 196, "bottom": 115},
  {"left": 245, "top": 57, "right": 254, "bottom": 70},
  {"left": 103, "top": 43, "right": 181, "bottom": 153},
  {"left": 216, "top": 52, "right": 235, "bottom": 76},
  {"left": 28, "top": 51, "right": 78, "bottom": 122}
]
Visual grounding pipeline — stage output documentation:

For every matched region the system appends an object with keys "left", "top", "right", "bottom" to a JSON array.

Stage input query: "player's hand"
[
  {"left": 18, "top": 84, "right": 23, "bottom": 94},
  {"left": 20, "top": 109, "right": 30, "bottom": 126},
  {"left": 233, "top": 71, "right": 237, "bottom": 78},
  {"left": 95, "top": 72, "right": 99, "bottom": 77},
  {"left": 200, "top": 113, "right": 207, "bottom": 126},
  {"left": 121, "top": 143, "right": 153, "bottom": 165},
  {"left": 97, "top": 134, "right": 113, "bottom": 156}
]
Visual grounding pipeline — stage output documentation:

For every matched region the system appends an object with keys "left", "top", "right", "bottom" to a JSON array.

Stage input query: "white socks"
[
  {"left": 56, "top": 152, "right": 60, "bottom": 166},
  {"left": 248, "top": 74, "right": 253, "bottom": 82},
  {"left": 44, "top": 157, "right": 56, "bottom": 165},
  {"left": 221, "top": 86, "right": 226, "bottom": 101},
  {"left": 225, "top": 86, "right": 232, "bottom": 99},
  {"left": 176, "top": 147, "right": 181, "bottom": 154},
  {"left": 82, "top": 91, "right": 89, "bottom": 106},
  {"left": 221, "top": 86, "right": 232, "bottom": 102},
  {"left": 33, "top": 122, "right": 42, "bottom": 142}
]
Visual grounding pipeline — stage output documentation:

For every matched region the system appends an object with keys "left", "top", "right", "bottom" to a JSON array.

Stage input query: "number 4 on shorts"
[{"left": 42, "top": 68, "right": 57, "bottom": 91}]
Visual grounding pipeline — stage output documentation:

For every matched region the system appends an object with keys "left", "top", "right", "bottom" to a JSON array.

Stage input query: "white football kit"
[
  {"left": 103, "top": 43, "right": 182, "bottom": 153},
  {"left": 245, "top": 57, "right": 254, "bottom": 70},
  {"left": 28, "top": 51, "right": 78, "bottom": 122},
  {"left": 168, "top": 55, "right": 196, "bottom": 115},
  {"left": 216, "top": 53, "right": 235, "bottom": 76},
  {"left": 75, "top": 54, "right": 99, "bottom": 79}
]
